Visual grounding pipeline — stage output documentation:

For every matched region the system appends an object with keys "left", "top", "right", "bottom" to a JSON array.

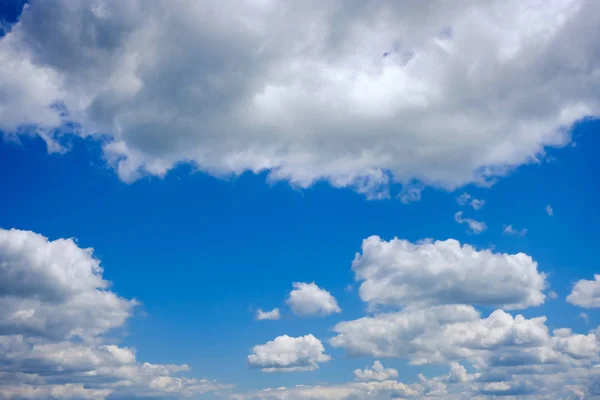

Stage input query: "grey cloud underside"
[{"left": 1, "top": 0, "right": 599, "bottom": 196}]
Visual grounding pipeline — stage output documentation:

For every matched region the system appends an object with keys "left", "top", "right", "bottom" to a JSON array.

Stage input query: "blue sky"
[{"left": 1, "top": 1, "right": 600, "bottom": 399}]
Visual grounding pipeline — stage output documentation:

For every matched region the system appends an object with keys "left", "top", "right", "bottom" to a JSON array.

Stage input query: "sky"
[{"left": 0, "top": 1, "right": 600, "bottom": 399}]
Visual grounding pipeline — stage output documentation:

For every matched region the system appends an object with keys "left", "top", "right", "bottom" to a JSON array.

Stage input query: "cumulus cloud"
[
  {"left": 286, "top": 282, "right": 341, "bottom": 317},
  {"left": 248, "top": 334, "right": 331, "bottom": 372},
  {"left": 353, "top": 361, "right": 398, "bottom": 381},
  {"left": 546, "top": 204, "right": 554, "bottom": 216},
  {"left": 352, "top": 236, "right": 546, "bottom": 310},
  {"left": 503, "top": 224, "right": 528, "bottom": 236},
  {"left": 454, "top": 211, "right": 487, "bottom": 234},
  {"left": 567, "top": 275, "right": 600, "bottom": 308},
  {"left": 0, "top": 228, "right": 231, "bottom": 398},
  {"left": 1, "top": 0, "right": 599, "bottom": 196},
  {"left": 256, "top": 308, "right": 281, "bottom": 321}
]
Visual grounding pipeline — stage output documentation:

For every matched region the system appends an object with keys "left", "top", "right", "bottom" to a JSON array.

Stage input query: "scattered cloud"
[
  {"left": 454, "top": 211, "right": 487, "bottom": 234},
  {"left": 548, "top": 291, "right": 559, "bottom": 300},
  {"left": 546, "top": 204, "right": 554, "bottom": 216},
  {"left": 353, "top": 361, "right": 399, "bottom": 381},
  {"left": 503, "top": 224, "right": 528, "bottom": 236},
  {"left": 579, "top": 312, "right": 590, "bottom": 324},
  {"left": 286, "top": 282, "right": 341, "bottom": 317},
  {"left": 0, "top": 228, "right": 232, "bottom": 398},
  {"left": 352, "top": 236, "right": 547, "bottom": 311},
  {"left": 399, "top": 182, "right": 425, "bottom": 204},
  {"left": 457, "top": 193, "right": 472, "bottom": 205},
  {"left": 567, "top": 275, "right": 600, "bottom": 308},
  {"left": 256, "top": 308, "right": 281, "bottom": 321},
  {"left": 248, "top": 334, "right": 330, "bottom": 372},
  {"left": 470, "top": 198, "right": 486, "bottom": 210},
  {"left": 1, "top": 0, "right": 597, "bottom": 196},
  {"left": 457, "top": 193, "right": 485, "bottom": 210}
]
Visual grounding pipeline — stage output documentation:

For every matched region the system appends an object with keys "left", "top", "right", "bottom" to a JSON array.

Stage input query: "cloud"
[
  {"left": 352, "top": 236, "right": 546, "bottom": 310},
  {"left": 0, "top": 228, "right": 231, "bottom": 398},
  {"left": 0, "top": 228, "right": 135, "bottom": 340},
  {"left": 353, "top": 361, "right": 398, "bottom": 381},
  {"left": 503, "top": 224, "right": 528, "bottom": 236},
  {"left": 454, "top": 211, "right": 487, "bottom": 234},
  {"left": 457, "top": 193, "right": 485, "bottom": 210},
  {"left": 546, "top": 204, "right": 554, "bottom": 216},
  {"left": 286, "top": 282, "right": 341, "bottom": 317},
  {"left": 579, "top": 312, "right": 589, "bottom": 324},
  {"left": 567, "top": 275, "right": 600, "bottom": 308},
  {"left": 2, "top": 0, "right": 599, "bottom": 196},
  {"left": 247, "top": 334, "right": 331, "bottom": 372},
  {"left": 256, "top": 308, "right": 281, "bottom": 321}
]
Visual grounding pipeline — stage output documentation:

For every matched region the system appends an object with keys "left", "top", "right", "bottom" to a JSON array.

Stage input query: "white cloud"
[
  {"left": 248, "top": 334, "right": 331, "bottom": 372},
  {"left": 580, "top": 312, "right": 590, "bottom": 324},
  {"left": 457, "top": 193, "right": 472, "bottom": 205},
  {"left": 0, "top": 228, "right": 231, "bottom": 398},
  {"left": 457, "top": 193, "right": 485, "bottom": 210},
  {"left": 256, "top": 308, "right": 281, "bottom": 321},
  {"left": 286, "top": 282, "right": 341, "bottom": 317},
  {"left": 470, "top": 199, "right": 486, "bottom": 210},
  {"left": 0, "top": 228, "right": 136, "bottom": 340},
  {"left": 353, "top": 361, "right": 398, "bottom": 381},
  {"left": 352, "top": 236, "right": 546, "bottom": 310},
  {"left": 1, "top": 0, "right": 598, "bottom": 196},
  {"left": 454, "top": 211, "right": 487, "bottom": 234},
  {"left": 567, "top": 275, "right": 600, "bottom": 308},
  {"left": 546, "top": 204, "right": 554, "bottom": 216},
  {"left": 503, "top": 224, "right": 528, "bottom": 236}
]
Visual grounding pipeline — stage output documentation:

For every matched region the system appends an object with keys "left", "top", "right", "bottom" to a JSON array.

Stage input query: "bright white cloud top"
[
  {"left": 1, "top": 0, "right": 598, "bottom": 197},
  {"left": 286, "top": 282, "right": 341, "bottom": 317},
  {"left": 247, "top": 334, "right": 331, "bottom": 372},
  {"left": 352, "top": 236, "right": 546, "bottom": 310},
  {"left": 0, "top": 228, "right": 231, "bottom": 398},
  {"left": 256, "top": 308, "right": 281, "bottom": 321},
  {"left": 353, "top": 361, "right": 399, "bottom": 381},
  {"left": 567, "top": 275, "right": 600, "bottom": 308}
]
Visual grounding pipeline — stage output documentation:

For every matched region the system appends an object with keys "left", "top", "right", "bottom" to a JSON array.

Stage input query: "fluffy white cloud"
[
  {"left": 0, "top": 228, "right": 136, "bottom": 339},
  {"left": 248, "top": 334, "right": 331, "bottom": 372},
  {"left": 256, "top": 308, "right": 281, "bottom": 321},
  {"left": 503, "top": 224, "right": 528, "bottom": 236},
  {"left": 567, "top": 275, "right": 600, "bottom": 308},
  {"left": 352, "top": 236, "right": 546, "bottom": 310},
  {"left": 0, "top": 228, "right": 231, "bottom": 398},
  {"left": 454, "top": 211, "right": 487, "bottom": 234},
  {"left": 1, "top": 0, "right": 599, "bottom": 196},
  {"left": 286, "top": 282, "right": 341, "bottom": 317},
  {"left": 353, "top": 361, "right": 398, "bottom": 381}
]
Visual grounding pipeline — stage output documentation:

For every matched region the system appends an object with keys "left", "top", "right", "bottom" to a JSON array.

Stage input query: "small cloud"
[
  {"left": 454, "top": 211, "right": 487, "bottom": 234},
  {"left": 457, "top": 193, "right": 485, "bottom": 210},
  {"left": 256, "top": 308, "right": 281, "bottom": 321},
  {"left": 470, "top": 198, "right": 486, "bottom": 210},
  {"left": 548, "top": 291, "right": 558, "bottom": 300},
  {"left": 579, "top": 312, "right": 589, "bottom": 324},
  {"left": 503, "top": 224, "right": 527, "bottom": 237},
  {"left": 546, "top": 204, "right": 554, "bottom": 216},
  {"left": 457, "top": 193, "right": 471, "bottom": 205},
  {"left": 345, "top": 284, "right": 354, "bottom": 292},
  {"left": 399, "top": 182, "right": 424, "bottom": 204}
]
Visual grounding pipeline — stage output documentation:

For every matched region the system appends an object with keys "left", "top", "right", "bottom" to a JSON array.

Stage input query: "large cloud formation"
[
  {"left": 237, "top": 239, "right": 600, "bottom": 399},
  {"left": 0, "top": 228, "right": 231, "bottom": 399},
  {"left": 1, "top": 0, "right": 599, "bottom": 196}
]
